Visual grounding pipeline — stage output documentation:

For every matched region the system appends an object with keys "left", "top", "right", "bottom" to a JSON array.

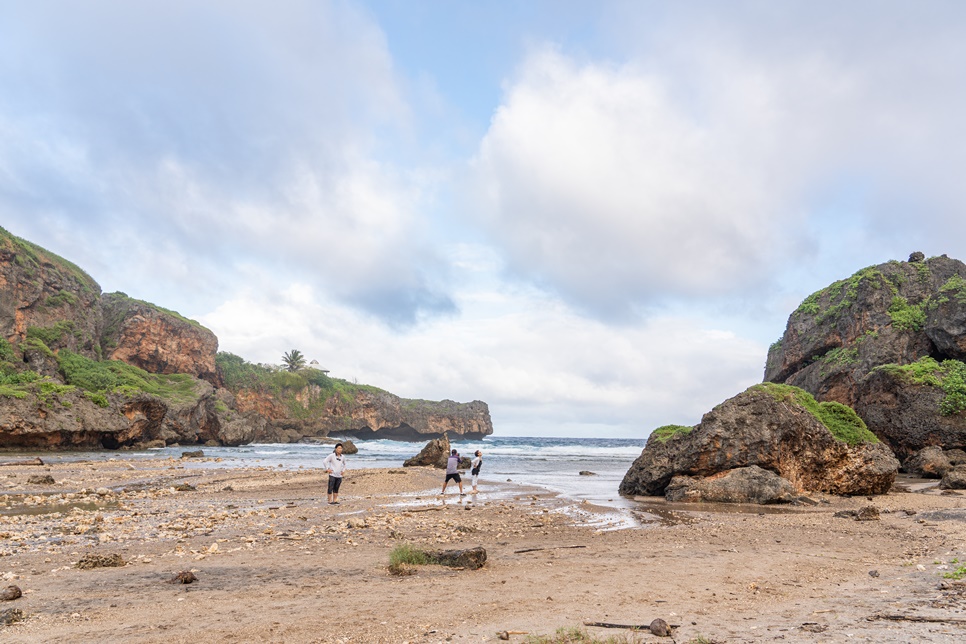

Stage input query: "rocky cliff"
[
  {"left": 0, "top": 227, "right": 492, "bottom": 449},
  {"left": 101, "top": 292, "right": 220, "bottom": 385},
  {"left": 765, "top": 252, "right": 966, "bottom": 459}
]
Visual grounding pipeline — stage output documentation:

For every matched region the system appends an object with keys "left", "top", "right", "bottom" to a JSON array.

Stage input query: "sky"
[{"left": 3, "top": 1, "right": 966, "bottom": 437}]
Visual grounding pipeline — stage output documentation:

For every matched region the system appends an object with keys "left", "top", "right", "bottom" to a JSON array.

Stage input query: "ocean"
[{"left": 33, "top": 436, "right": 648, "bottom": 510}]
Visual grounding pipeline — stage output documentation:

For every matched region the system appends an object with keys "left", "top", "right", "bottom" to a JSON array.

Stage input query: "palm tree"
[{"left": 281, "top": 349, "right": 306, "bottom": 372}]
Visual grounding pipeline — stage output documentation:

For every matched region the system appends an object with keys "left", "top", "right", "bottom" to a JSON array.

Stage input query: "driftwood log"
[{"left": 0, "top": 458, "right": 43, "bottom": 467}]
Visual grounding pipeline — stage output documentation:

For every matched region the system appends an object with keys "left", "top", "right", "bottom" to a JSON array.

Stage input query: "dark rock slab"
[
  {"left": 428, "top": 547, "right": 487, "bottom": 570},
  {"left": 665, "top": 466, "right": 797, "bottom": 504}
]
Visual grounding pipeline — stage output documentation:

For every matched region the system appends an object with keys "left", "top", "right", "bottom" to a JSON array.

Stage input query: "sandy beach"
[{"left": 2, "top": 457, "right": 966, "bottom": 643}]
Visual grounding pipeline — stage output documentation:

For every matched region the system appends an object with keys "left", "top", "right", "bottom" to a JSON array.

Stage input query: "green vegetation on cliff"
[
  {"left": 0, "top": 225, "right": 99, "bottom": 294},
  {"left": 101, "top": 291, "right": 206, "bottom": 332},
  {"left": 794, "top": 266, "right": 886, "bottom": 322},
  {"left": 888, "top": 296, "right": 927, "bottom": 332},
  {"left": 877, "top": 357, "right": 966, "bottom": 416},
  {"left": 57, "top": 350, "right": 200, "bottom": 403},
  {"left": 754, "top": 382, "right": 879, "bottom": 445},
  {"left": 216, "top": 352, "right": 386, "bottom": 420}
]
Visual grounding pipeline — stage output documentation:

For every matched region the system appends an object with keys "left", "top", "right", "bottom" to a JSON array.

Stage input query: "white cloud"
[{"left": 201, "top": 266, "right": 764, "bottom": 437}]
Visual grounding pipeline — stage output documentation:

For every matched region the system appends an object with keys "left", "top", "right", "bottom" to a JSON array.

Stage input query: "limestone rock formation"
[
  {"left": 101, "top": 293, "right": 219, "bottom": 385},
  {"left": 0, "top": 227, "right": 102, "bottom": 359},
  {"left": 620, "top": 384, "right": 898, "bottom": 498},
  {"left": 765, "top": 253, "right": 966, "bottom": 459},
  {"left": 664, "top": 466, "right": 798, "bottom": 504}
]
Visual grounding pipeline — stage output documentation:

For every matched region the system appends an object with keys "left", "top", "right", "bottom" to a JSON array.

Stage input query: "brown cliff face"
[
  {"left": 0, "top": 227, "right": 102, "bottom": 358},
  {"left": 101, "top": 293, "right": 220, "bottom": 385},
  {"left": 764, "top": 254, "right": 966, "bottom": 458},
  {"left": 231, "top": 384, "right": 493, "bottom": 442}
]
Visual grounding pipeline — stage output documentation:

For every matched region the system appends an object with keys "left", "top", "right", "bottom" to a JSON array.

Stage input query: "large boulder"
[
  {"left": 940, "top": 465, "right": 966, "bottom": 490},
  {"left": 403, "top": 436, "right": 450, "bottom": 468},
  {"left": 765, "top": 254, "right": 966, "bottom": 460},
  {"left": 620, "top": 383, "right": 899, "bottom": 498},
  {"left": 902, "top": 446, "right": 952, "bottom": 478},
  {"left": 665, "top": 466, "right": 798, "bottom": 504}
]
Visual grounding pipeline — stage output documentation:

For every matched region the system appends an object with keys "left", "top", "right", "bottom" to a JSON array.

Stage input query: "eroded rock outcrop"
[
  {"left": 620, "top": 384, "right": 898, "bottom": 498},
  {"left": 404, "top": 436, "right": 450, "bottom": 468},
  {"left": 0, "top": 227, "right": 102, "bottom": 359},
  {"left": 101, "top": 293, "right": 219, "bottom": 385},
  {"left": 765, "top": 253, "right": 966, "bottom": 459}
]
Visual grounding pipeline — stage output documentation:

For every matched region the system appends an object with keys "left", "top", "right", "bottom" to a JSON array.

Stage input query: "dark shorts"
[
  {"left": 327, "top": 475, "right": 343, "bottom": 494},
  {"left": 445, "top": 473, "right": 461, "bottom": 483}
]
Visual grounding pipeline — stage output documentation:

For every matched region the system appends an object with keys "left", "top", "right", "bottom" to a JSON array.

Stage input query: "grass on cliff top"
[
  {"left": 102, "top": 291, "right": 207, "bottom": 331},
  {"left": 0, "top": 225, "right": 99, "bottom": 294},
  {"left": 794, "top": 265, "right": 886, "bottom": 322},
  {"left": 650, "top": 424, "right": 694, "bottom": 443},
  {"left": 753, "top": 382, "right": 879, "bottom": 445},
  {"left": 216, "top": 352, "right": 386, "bottom": 419},
  {"left": 876, "top": 357, "right": 966, "bottom": 416}
]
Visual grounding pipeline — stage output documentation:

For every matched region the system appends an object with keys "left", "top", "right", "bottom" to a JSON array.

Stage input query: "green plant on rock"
[
  {"left": 651, "top": 424, "right": 693, "bottom": 443},
  {"left": 44, "top": 289, "right": 78, "bottom": 308},
  {"left": 0, "top": 337, "right": 17, "bottom": 362},
  {"left": 26, "top": 321, "right": 76, "bottom": 347},
  {"left": 56, "top": 350, "right": 199, "bottom": 403},
  {"left": 877, "top": 357, "right": 966, "bottom": 416},
  {"left": 794, "top": 266, "right": 886, "bottom": 324},
  {"left": 888, "top": 296, "right": 927, "bottom": 332},
  {"left": 753, "top": 383, "right": 879, "bottom": 445},
  {"left": 940, "top": 275, "right": 966, "bottom": 305}
]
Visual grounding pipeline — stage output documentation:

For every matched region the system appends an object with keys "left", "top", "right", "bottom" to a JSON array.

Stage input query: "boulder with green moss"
[
  {"left": 765, "top": 252, "right": 966, "bottom": 459},
  {"left": 619, "top": 383, "right": 898, "bottom": 498}
]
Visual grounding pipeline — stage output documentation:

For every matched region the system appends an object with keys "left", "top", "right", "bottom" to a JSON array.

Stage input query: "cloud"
[
  {"left": 466, "top": 5, "right": 966, "bottom": 320},
  {"left": 0, "top": 0, "right": 451, "bottom": 324},
  {"left": 202, "top": 259, "right": 764, "bottom": 438}
]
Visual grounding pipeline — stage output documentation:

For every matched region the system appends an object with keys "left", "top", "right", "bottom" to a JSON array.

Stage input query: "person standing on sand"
[
  {"left": 322, "top": 443, "right": 347, "bottom": 505},
  {"left": 441, "top": 448, "right": 465, "bottom": 496},
  {"left": 470, "top": 450, "right": 482, "bottom": 493}
]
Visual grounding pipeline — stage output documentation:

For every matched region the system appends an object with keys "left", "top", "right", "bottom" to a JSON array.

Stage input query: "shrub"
[
  {"left": 388, "top": 544, "right": 434, "bottom": 567},
  {"left": 878, "top": 357, "right": 966, "bottom": 416},
  {"left": 26, "top": 321, "right": 75, "bottom": 347},
  {"left": 888, "top": 296, "right": 927, "bottom": 332},
  {"left": 0, "top": 337, "right": 16, "bottom": 362}
]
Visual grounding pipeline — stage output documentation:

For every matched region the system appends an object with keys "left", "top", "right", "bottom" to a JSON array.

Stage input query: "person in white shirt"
[
  {"left": 470, "top": 450, "right": 482, "bottom": 493},
  {"left": 322, "top": 443, "right": 347, "bottom": 505}
]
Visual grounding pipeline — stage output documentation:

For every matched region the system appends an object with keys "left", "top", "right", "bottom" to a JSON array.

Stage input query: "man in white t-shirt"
[{"left": 322, "top": 443, "right": 347, "bottom": 505}]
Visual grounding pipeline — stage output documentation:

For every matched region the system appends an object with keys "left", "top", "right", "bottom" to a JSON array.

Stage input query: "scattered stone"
[
  {"left": 26, "top": 475, "right": 55, "bottom": 485},
  {"left": 649, "top": 618, "right": 671, "bottom": 637},
  {"left": 0, "top": 586, "right": 21, "bottom": 601},
  {"left": 0, "top": 608, "right": 24, "bottom": 625},
  {"left": 181, "top": 450, "right": 205, "bottom": 458},
  {"left": 801, "top": 623, "right": 828, "bottom": 633},
  {"left": 869, "top": 570, "right": 880, "bottom": 578},
  {"left": 579, "top": 471, "right": 596, "bottom": 476},
  {"left": 168, "top": 571, "right": 197, "bottom": 584},
  {"left": 855, "top": 506, "right": 880, "bottom": 521},
  {"left": 428, "top": 547, "right": 487, "bottom": 570},
  {"left": 346, "top": 517, "right": 367, "bottom": 529},
  {"left": 95, "top": 487, "right": 111, "bottom": 496},
  {"left": 173, "top": 483, "right": 196, "bottom": 492},
  {"left": 940, "top": 465, "right": 966, "bottom": 490},
  {"left": 76, "top": 554, "right": 126, "bottom": 569},
  {"left": 387, "top": 562, "right": 415, "bottom": 577}
]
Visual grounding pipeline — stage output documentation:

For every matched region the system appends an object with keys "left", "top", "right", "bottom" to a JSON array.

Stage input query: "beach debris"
[
  {"left": 76, "top": 554, "right": 126, "bottom": 569},
  {"left": 181, "top": 450, "right": 205, "bottom": 458},
  {"left": 27, "top": 475, "right": 55, "bottom": 485},
  {"left": 168, "top": 571, "right": 197, "bottom": 584},
  {"left": 173, "top": 483, "right": 196, "bottom": 492},
  {"left": 0, "top": 458, "right": 43, "bottom": 467},
  {"left": 582, "top": 620, "right": 674, "bottom": 635},
  {"left": 514, "top": 545, "right": 586, "bottom": 554},
  {"left": 579, "top": 471, "right": 597, "bottom": 476},
  {"left": 497, "top": 631, "right": 529, "bottom": 640},
  {"left": 867, "top": 613, "right": 966, "bottom": 624},
  {"left": 346, "top": 517, "right": 367, "bottom": 529},
  {"left": 0, "top": 585, "right": 21, "bottom": 601},
  {"left": 0, "top": 608, "right": 24, "bottom": 626},
  {"left": 427, "top": 547, "right": 487, "bottom": 570},
  {"left": 387, "top": 563, "right": 415, "bottom": 576},
  {"left": 856, "top": 505, "right": 880, "bottom": 521},
  {"left": 800, "top": 623, "right": 828, "bottom": 633}
]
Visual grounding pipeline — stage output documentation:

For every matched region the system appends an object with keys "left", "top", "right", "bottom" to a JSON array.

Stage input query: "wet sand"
[{"left": 2, "top": 458, "right": 966, "bottom": 642}]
